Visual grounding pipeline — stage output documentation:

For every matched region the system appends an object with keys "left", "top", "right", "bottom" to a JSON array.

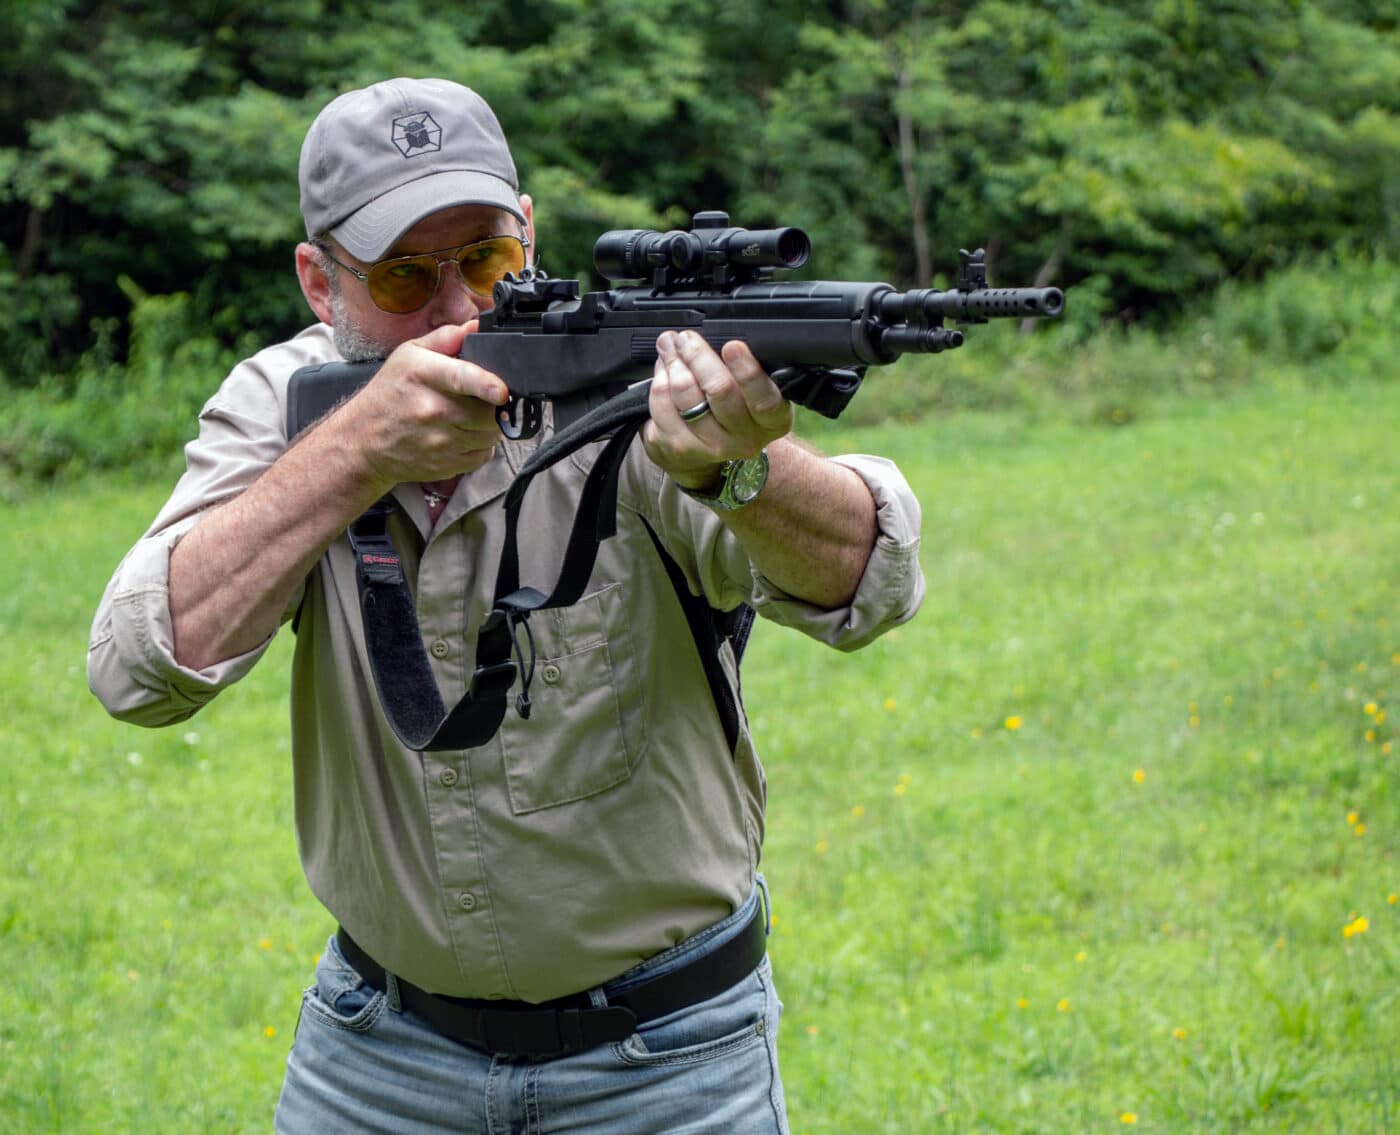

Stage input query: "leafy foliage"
[{"left": 0, "top": 0, "right": 1395, "bottom": 475}]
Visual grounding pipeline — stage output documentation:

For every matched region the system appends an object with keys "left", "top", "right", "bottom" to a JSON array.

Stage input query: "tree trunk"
[
  {"left": 895, "top": 64, "right": 933, "bottom": 285},
  {"left": 17, "top": 204, "right": 44, "bottom": 279},
  {"left": 1020, "top": 218, "right": 1070, "bottom": 334}
]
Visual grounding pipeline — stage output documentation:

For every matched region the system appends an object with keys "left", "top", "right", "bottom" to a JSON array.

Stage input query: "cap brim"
[{"left": 330, "top": 169, "right": 525, "bottom": 261}]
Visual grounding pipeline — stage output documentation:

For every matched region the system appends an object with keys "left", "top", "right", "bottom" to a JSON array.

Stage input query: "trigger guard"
[{"left": 497, "top": 396, "right": 544, "bottom": 440}]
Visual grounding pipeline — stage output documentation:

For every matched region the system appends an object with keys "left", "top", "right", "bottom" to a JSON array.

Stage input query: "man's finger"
[
  {"left": 667, "top": 330, "right": 790, "bottom": 437},
  {"left": 654, "top": 331, "right": 712, "bottom": 426},
  {"left": 414, "top": 321, "right": 469, "bottom": 357},
  {"left": 720, "top": 341, "right": 790, "bottom": 427},
  {"left": 411, "top": 347, "right": 510, "bottom": 407}
]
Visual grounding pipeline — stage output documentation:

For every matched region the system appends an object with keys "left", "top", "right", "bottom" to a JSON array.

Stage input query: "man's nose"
[{"left": 431, "top": 261, "right": 488, "bottom": 322}]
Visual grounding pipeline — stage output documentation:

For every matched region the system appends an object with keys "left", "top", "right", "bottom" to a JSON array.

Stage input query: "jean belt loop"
[
  {"left": 756, "top": 872, "right": 772, "bottom": 936},
  {"left": 384, "top": 970, "right": 403, "bottom": 1013}
]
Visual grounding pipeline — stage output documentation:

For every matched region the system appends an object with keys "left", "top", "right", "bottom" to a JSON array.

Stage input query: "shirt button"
[
  {"left": 440, "top": 768, "right": 458, "bottom": 787},
  {"left": 458, "top": 892, "right": 477, "bottom": 912},
  {"left": 430, "top": 639, "right": 450, "bottom": 659},
  {"left": 541, "top": 662, "right": 562, "bottom": 685}
]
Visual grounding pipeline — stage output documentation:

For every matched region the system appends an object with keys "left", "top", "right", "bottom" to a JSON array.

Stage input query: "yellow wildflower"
[
  {"left": 1075, "top": 950, "right": 1087, "bottom": 963},
  {"left": 1057, "top": 998, "right": 1072, "bottom": 1013},
  {"left": 1347, "top": 811, "right": 1360, "bottom": 825},
  {"left": 1172, "top": 1027, "right": 1188, "bottom": 1040},
  {"left": 1120, "top": 1113, "right": 1138, "bottom": 1125},
  {"left": 257, "top": 938, "right": 273, "bottom": 951},
  {"left": 851, "top": 805, "right": 866, "bottom": 818},
  {"left": 883, "top": 697, "right": 898, "bottom": 711},
  {"left": 264, "top": 1026, "right": 278, "bottom": 1039},
  {"left": 1133, "top": 768, "right": 1146, "bottom": 784},
  {"left": 1365, "top": 702, "right": 1379, "bottom": 716},
  {"left": 1016, "top": 997, "right": 1029, "bottom": 1010},
  {"left": 1005, "top": 715, "right": 1023, "bottom": 731}
]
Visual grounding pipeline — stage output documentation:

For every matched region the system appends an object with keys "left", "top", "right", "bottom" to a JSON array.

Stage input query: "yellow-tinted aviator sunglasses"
[{"left": 319, "top": 234, "right": 530, "bottom": 314}]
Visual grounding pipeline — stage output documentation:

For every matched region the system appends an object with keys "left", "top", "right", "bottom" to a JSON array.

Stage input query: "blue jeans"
[{"left": 275, "top": 888, "right": 788, "bottom": 1134}]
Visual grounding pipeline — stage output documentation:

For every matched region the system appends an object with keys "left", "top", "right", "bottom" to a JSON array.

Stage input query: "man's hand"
[
  {"left": 641, "top": 329, "right": 794, "bottom": 492},
  {"left": 640, "top": 327, "right": 877, "bottom": 609},
  {"left": 334, "top": 321, "right": 510, "bottom": 492}
]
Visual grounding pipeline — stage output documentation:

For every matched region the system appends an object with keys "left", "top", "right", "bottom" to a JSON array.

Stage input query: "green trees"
[{"left": 1, "top": 0, "right": 1395, "bottom": 390}]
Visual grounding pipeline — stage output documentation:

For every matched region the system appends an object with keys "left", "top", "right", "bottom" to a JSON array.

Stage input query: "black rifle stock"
[{"left": 286, "top": 210, "right": 1064, "bottom": 440}]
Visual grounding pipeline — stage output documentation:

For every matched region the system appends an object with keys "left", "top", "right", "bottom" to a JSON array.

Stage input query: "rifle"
[
  {"left": 286, "top": 210, "right": 1063, "bottom": 440},
  {"left": 290, "top": 212, "right": 1065, "bottom": 752}
]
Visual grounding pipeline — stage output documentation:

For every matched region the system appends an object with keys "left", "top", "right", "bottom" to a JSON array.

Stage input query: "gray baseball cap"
[{"left": 299, "top": 77, "right": 524, "bottom": 262}]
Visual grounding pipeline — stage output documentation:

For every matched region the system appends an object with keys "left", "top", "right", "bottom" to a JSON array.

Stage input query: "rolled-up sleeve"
[
  {"left": 87, "top": 516, "right": 276, "bottom": 726},
  {"left": 745, "top": 454, "right": 924, "bottom": 650},
  {"left": 87, "top": 324, "right": 335, "bottom": 726}
]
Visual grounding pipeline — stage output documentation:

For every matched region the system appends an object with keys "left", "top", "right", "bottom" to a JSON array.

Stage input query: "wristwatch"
[{"left": 678, "top": 450, "right": 770, "bottom": 511}]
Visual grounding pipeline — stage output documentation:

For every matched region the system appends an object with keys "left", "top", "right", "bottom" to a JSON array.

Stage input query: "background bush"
[{"left": 1, "top": 0, "right": 1396, "bottom": 484}]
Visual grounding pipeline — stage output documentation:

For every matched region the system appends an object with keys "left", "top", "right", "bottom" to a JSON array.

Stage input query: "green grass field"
[{"left": 2, "top": 374, "right": 1397, "bottom": 1133}]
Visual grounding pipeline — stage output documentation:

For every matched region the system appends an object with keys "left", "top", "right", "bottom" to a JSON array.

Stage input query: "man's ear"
[{"left": 295, "top": 242, "right": 335, "bottom": 326}]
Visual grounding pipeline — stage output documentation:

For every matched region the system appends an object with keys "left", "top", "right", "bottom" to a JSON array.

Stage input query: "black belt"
[{"left": 335, "top": 902, "right": 768, "bottom": 1058}]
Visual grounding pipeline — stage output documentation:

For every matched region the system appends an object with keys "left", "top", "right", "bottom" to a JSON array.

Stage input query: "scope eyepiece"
[{"left": 594, "top": 212, "right": 810, "bottom": 282}]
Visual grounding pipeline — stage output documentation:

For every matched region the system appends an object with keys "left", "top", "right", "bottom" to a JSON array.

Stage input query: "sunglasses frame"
[{"left": 317, "top": 233, "right": 531, "bottom": 313}]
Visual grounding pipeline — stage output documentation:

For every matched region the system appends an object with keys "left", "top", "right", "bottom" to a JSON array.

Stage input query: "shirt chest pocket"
[{"left": 497, "top": 581, "right": 649, "bottom": 814}]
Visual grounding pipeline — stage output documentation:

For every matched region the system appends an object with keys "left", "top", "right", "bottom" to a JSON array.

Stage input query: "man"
[{"left": 89, "top": 77, "right": 924, "bottom": 1133}]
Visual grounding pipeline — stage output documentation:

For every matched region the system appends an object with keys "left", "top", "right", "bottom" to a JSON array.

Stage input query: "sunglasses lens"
[
  {"left": 367, "top": 257, "right": 439, "bottom": 314},
  {"left": 359, "top": 237, "right": 527, "bottom": 313},
  {"left": 454, "top": 237, "right": 526, "bottom": 296}
]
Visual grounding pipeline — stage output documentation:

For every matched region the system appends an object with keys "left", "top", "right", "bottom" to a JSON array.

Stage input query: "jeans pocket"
[
  {"left": 614, "top": 969, "right": 767, "bottom": 1068},
  {"left": 299, "top": 937, "right": 387, "bottom": 1033}
]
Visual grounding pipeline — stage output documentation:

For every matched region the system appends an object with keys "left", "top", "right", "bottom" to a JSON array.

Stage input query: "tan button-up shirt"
[{"left": 88, "top": 323, "right": 925, "bottom": 1001}]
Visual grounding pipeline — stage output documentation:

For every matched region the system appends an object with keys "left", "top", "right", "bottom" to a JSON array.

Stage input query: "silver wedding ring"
[{"left": 679, "top": 399, "right": 711, "bottom": 423}]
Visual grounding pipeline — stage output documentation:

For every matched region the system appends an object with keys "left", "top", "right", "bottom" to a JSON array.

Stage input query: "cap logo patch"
[{"left": 392, "top": 112, "right": 442, "bottom": 157}]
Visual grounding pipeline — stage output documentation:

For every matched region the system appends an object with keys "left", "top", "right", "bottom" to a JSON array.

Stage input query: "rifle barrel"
[{"left": 879, "top": 286, "right": 1064, "bottom": 323}]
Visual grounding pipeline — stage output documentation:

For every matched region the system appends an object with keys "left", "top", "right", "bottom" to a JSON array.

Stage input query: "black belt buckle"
[{"left": 479, "top": 1004, "right": 637, "bottom": 1057}]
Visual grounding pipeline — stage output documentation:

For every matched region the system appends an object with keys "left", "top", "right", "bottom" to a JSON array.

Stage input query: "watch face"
[{"left": 729, "top": 453, "right": 769, "bottom": 504}]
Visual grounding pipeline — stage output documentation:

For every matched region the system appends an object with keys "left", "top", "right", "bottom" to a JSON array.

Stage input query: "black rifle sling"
[
  {"left": 347, "top": 501, "right": 516, "bottom": 751},
  {"left": 638, "top": 520, "right": 749, "bottom": 753},
  {"left": 347, "top": 382, "right": 750, "bottom": 753}
]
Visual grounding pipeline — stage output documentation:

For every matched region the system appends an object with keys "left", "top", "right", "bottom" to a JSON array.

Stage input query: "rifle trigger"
[{"left": 498, "top": 396, "right": 544, "bottom": 440}]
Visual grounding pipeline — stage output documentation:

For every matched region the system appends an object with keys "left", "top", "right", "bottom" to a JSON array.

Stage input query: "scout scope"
[{"left": 593, "top": 211, "right": 811, "bottom": 285}]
